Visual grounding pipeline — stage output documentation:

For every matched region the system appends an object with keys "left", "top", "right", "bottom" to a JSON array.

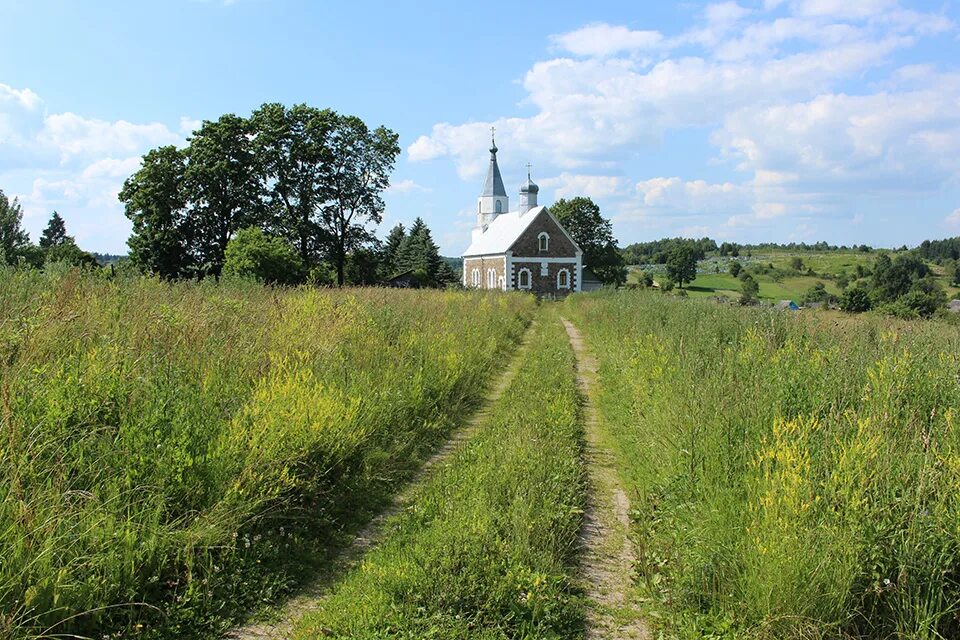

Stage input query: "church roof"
[
  {"left": 463, "top": 206, "right": 546, "bottom": 256},
  {"left": 481, "top": 141, "right": 507, "bottom": 197}
]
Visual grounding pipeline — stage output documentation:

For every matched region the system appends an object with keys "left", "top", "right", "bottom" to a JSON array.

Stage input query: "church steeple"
[{"left": 476, "top": 128, "right": 508, "bottom": 229}]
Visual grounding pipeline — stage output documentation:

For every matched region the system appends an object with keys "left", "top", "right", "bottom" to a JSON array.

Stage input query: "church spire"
[
  {"left": 476, "top": 127, "right": 508, "bottom": 229},
  {"left": 481, "top": 127, "right": 507, "bottom": 198}
]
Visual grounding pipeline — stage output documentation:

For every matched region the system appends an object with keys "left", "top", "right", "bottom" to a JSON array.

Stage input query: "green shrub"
[{"left": 222, "top": 227, "right": 304, "bottom": 285}]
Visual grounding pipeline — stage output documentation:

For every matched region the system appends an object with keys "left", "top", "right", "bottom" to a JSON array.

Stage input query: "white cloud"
[
  {"left": 539, "top": 173, "right": 626, "bottom": 199},
  {"left": 550, "top": 23, "right": 664, "bottom": 57},
  {"left": 0, "top": 84, "right": 188, "bottom": 251},
  {"left": 387, "top": 179, "right": 430, "bottom": 194},
  {"left": 947, "top": 208, "right": 960, "bottom": 229}
]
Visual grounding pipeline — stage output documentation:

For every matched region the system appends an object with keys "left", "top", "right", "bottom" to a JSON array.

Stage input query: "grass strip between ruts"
[{"left": 294, "top": 313, "right": 586, "bottom": 639}]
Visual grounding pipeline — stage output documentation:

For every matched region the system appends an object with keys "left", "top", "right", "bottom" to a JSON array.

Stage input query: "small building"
[
  {"left": 462, "top": 133, "right": 583, "bottom": 298},
  {"left": 580, "top": 267, "right": 604, "bottom": 292},
  {"left": 776, "top": 300, "right": 800, "bottom": 311},
  {"left": 948, "top": 299, "right": 960, "bottom": 313},
  {"left": 385, "top": 270, "right": 418, "bottom": 288}
]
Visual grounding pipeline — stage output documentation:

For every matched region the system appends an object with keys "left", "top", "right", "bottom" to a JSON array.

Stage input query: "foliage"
[
  {"left": 729, "top": 261, "right": 742, "bottom": 277},
  {"left": 622, "top": 236, "right": 714, "bottom": 265},
  {"left": 222, "top": 227, "right": 305, "bottom": 285},
  {"left": 551, "top": 196, "right": 627, "bottom": 285},
  {"left": 120, "top": 106, "right": 399, "bottom": 283},
  {"left": 0, "top": 271, "right": 535, "bottom": 639},
  {"left": 800, "top": 281, "right": 834, "bottom": 306},
  {"left": 739, "top": 272, "right": 759, "bottom": 303},
  {"left": 840, "top": 285, "right": 872, "bottom": 313},
  {"left": 665, "top": 241, "right": 698, "bottom": 289},
  {"left": 119, "top": 145, "right": 191, "bottom": 279},
  {"left": 319, "top": 114, "right": 400, "bottom": 286},
  {"left": 566, "top": 291, "right": 960, "bottom": 639},
  {"left": 295, "top": 315, "right": 584, "bottom": 639},
  {"left": 38, "top": 212, "right": 68, "bottom": 249},
  {"left": 0, "top": 189, "right": 31, "bottom": 265}
]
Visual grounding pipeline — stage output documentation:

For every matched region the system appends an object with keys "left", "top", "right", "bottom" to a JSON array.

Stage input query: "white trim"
[
  {"left": 471, "top": 268, "right": 481, "bottom": 288},
  {"left": 557, "top": 268, "right": 571, "bottom": 289},
  {"left": 538, "top": 232, "right": 550, "bottom": 252},
  {"left": 498, "top": 275, "right": 505, "bottom": 290},
  {"left": 540, "top": 261, "right": 548, "bottom": 277},
  {"left": 486, "top": 268, "right": 496, "bottom": 289},
  {"left": 510, "top": 257, "right": 579, "bottom": 264},
  {"left": 516, "top": 267, "right": 532, "bottom": 290},
  {"left": 505, "top": 250, "right": 513, "bottom": 291}
]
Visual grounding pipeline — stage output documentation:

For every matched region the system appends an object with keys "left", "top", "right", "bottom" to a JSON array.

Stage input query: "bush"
[
  {"left": 729, "top": 262, "right": 742, "bottom": 277},
  {"left": 840, "top": 286, "right": 872, "bottom": 312},
  {"left": 222, "top": 227, "right": 304, "bottom": 285}
]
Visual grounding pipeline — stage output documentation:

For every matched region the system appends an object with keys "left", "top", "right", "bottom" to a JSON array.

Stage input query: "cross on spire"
[{"left": 526, "top": 162, "right": 532, "bottom": 179}]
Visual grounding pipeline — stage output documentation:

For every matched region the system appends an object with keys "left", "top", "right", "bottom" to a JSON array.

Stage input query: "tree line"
[
  {"left": 0, "top": 193, "right": 97, "bottom": 268},
  {"left": 120, "top": 103, "right": 401, "bottom": 286}
]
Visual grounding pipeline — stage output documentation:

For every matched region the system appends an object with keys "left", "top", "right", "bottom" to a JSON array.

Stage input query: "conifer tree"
[
  {"left": 39, "top": 211, "right": 70, "bottom": 248},
  {"left": 382, "top": 222, "right": 406, "bottom": 277}
]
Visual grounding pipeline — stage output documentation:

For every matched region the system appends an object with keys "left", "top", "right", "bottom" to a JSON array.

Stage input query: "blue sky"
[{"left": 1, "top": 0, "right": 959, "bottom": 255}]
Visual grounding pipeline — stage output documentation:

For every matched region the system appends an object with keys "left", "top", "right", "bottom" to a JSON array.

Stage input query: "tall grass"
[
  {"left": 294, "top": 314, "right": 586, "bottom": 639},
  {"left": 565, "top": 291, "right": 960, "bottom": 639},
  {"left": 0, "top": 267, "right": 535, "bottom": 639}
]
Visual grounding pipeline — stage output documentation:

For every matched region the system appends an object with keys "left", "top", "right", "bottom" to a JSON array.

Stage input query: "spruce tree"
[
  {"left": 382, "top": 222, "right": 406, "bottom": 277},
  {"left": 40, "top": 211, "right": 70, "bottom": 248}
]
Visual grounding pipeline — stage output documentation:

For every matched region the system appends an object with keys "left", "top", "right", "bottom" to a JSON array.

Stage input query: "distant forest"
[{"left": 622, "top": 237, "right": 899, "bottom": 266}]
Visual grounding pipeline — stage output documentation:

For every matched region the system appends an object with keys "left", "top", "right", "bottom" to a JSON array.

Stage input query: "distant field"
[{"left": 630, "top": 249, "right": 960, "bottom": 302}]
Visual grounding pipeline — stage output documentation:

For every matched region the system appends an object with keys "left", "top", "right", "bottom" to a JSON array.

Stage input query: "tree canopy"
[
  {"left": 120, "top": 104, "right": 399, "bottom": 285},
  {"left": 222, "top": 226, "right": 304, "bottom": 285},
  {"left": 550, "top": 197, "right": 626, "bottom": 285},
  {"left": 665, "top": 242, "right": 699, "bottom": 289},
  {"left": 0, "top": 190, "right": 30, "bottom": 265}
]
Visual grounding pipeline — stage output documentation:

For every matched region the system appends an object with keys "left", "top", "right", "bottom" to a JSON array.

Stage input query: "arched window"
[
  {"left": 487, "top": 268, "right": 496, "bottom": 288},
  {"left": 557, "top": 268, "right": 570, "bottom": 289},
  {"left": 538, "top": 232, "right": 550, "bottom": 252},
  {"left": 495, "top": 200, "right": 502, "bottom": 213},
  {"left": 498, "top": 275, "right": 505, "bottom": 290},
  {"left": 516, "top": 268, "right": 532, "bottom": 290},
  {"left": 472, "top": 268, "right": 480, "bottom": 287}
]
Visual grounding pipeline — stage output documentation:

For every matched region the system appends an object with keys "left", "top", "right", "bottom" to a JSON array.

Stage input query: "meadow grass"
[
  {"left": 565, "top": 290, "right": 960, "bottom": 639},
  {"left": 293, "top": 313, "right": 586, "bottom": 639},
  {"left": 0, "top": 267, "right": 535, "bottom": 639}
]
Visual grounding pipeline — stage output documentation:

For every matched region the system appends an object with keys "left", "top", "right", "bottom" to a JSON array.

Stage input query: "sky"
[{"left": 1, "top": 0, "right": 959, "bottom": 255}]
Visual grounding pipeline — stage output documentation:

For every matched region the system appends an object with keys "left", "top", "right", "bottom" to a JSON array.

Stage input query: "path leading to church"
[
  {"left": 561, "top": 317, "right": 649, "bottom": 640},
  {"left": 224, "top": 321, "right": 537, "bottom": 640}
]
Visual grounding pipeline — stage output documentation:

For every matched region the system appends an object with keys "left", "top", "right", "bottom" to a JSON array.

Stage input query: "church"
[{"left": 462, "top": 135, "right": 584, "bottom": 297}]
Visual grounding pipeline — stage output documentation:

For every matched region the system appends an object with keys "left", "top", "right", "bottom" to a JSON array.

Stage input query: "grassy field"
[
  {"left": 629, "top": 250, "right": 960, "bottom": 302},
  {"left": 293, "top": 314, "right": 585, "bottom": 639},
  {"left": 565, "top": 290, "right": 960, "bottom": 639},
  {"left": 0, "top": 268, "right": 535, "bottom": 639}
]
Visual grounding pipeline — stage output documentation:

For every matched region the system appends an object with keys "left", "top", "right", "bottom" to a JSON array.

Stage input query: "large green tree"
[
  {"left": 185, "top": 114, "right": 264, "bottom": 276},
  {"left": 0, "top": 190, "right": 30, "bottom": 265},
  {"left": 550, "top": 197, "right": 626, "bottom": 285},
  {"left": 396, "top": 217, "right": 445, "bottom": 285},
  {"left": 251, "top": 104, "right": 334, "bottom": 265},
  {"left": 320, "top": 115, "right": 400, "bottom": 286},
  {"left": 665, "top": 242, "right": 698, "bottom": 289},
  {"left": 119, "top": 146, "right": 191, "bottom": 279}
]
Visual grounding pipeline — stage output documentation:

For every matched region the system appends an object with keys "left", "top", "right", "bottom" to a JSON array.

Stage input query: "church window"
[
  {"left": 557, "top": 268, "right": 570, "bottom": 289},
  {"left": 496, "top": 200, "right": 502, "bottom": 213},
  {"left": 498, "top": 275, "right": 505, "bottom": 290},
  {"left": 517, "top": 268, "right": 532, "bottom": 289},
  {"left": 538, "top": 232, "right": 550, "bottom": 252},
  {"left": 487, "top": 268, "right": 496, "bottom": 288},
  {"left": 472, "top": 268, "right": 480, "bottom": 287}
]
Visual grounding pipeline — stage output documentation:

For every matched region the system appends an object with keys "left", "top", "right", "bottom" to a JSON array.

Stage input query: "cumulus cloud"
[
  {"left": 410, "top": 0, "right": 958, "bottom": 240},
  {"left": 0, "top": 84, "right": 187, "bottom": 250},
  {"left": 947, "top": 208, "right": 960, "bottom": 229}
]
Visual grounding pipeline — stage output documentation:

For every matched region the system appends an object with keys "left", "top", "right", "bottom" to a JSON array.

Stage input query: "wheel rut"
[
  {"left": 561, "top": 317, "right": 648, "bottom": 640},
  {"left": 224, "top": 321, "right": 537, "bottom": 640}
]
